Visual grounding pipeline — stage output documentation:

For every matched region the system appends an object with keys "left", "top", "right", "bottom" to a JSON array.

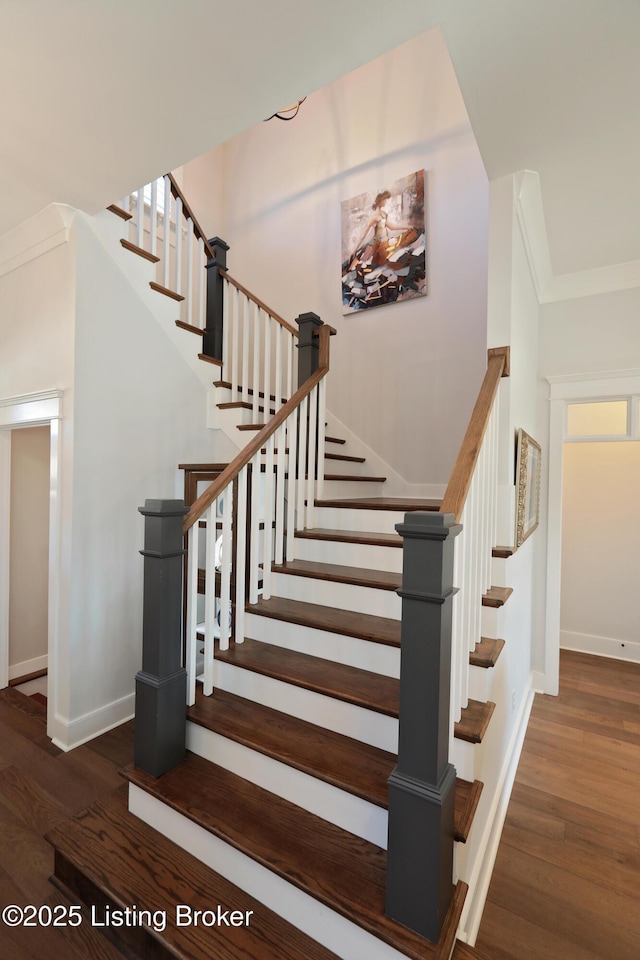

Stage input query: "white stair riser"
[
  {"left": 294, "top": 536, "right": 403, "bottom": 573},
  {"left": 491, "top": 557, "right": 508, "bottom": 583},
  {"left": 450, "top": 737, "right": 476, "bottom": 782},
  {"left": 318, "top": 480, "right": 387, "bottom": 500},
  {"left": 243, "top": 612, "right": 400, "bottom": 678},
  {"left": 129, "top": 785, "right": 413, "bottom": 960},
  {"left": 211, "top": 658, "right": 398, "bottom": 753},
  {"left": 312, "top": 507, "right": 406, "bottom": 535},
  {"left": 186, "top": 722, "right": 388, "bottom": 848},
  {"left": 270, "top": 573, "right": 401, "bottom": 620},
  {"left": 481, "top": 606, "right": 502, "bottom": 637},
  {"left": 467, "top": 664, "right": 494, "bottom": 704}
]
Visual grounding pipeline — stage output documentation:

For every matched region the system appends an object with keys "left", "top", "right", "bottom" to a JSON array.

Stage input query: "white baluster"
[
  {"left": 149, "top": 179, "right": 158, "bottom": 257},
  {"left": 186, "top": 219, "right": 194, "bottom": 327},
  {"left": 451, "top": 535, "right": 463, "bottom": 724},
  {"left": 252, "top": 304, "right": 260, "bottom": 419},
  {"left": 185, "top": 522, "right": 199, "bottom": 706},
  {"left": 262, "top": 434, "right": 275, "bottom": 600},
  {"left": 274, "top": 323, "right": 282, "bottom": 412},
  {"left": 286, "top": 407, "right": 299, "bottom": 562},
  {"left": 306, "top": 386, "right": 317, "bottom": 529},
  {"left": 285, "top": 331, "right": 293, "bottom": 402},
  {"left": 249, "top": 453, "right": 260, "bottom": 603},
  {"left": 198, "top": 237, "right": 206, "bottom": 330},
  {"left": 274, "top": 422, "right": 286, "bottom": 565},
  {"left": 235, "top": 468, "right": 247, "bottom": 644},
  {"left": 203, "top": 502, "right": 217, "bottom": 696},
  {"left": 136, "top": 188, "right": 144, "bottom": 249},
  {"left": 231, "top": 285, "right": 240, "bottom": 401},
  {"left": 162, "top": 176, "right": 171, "bottom": 288},
  {"left": 263, "top": 316, "right": 272, "bottom": 418},
  {"left": 316, "top": 376, "right": 326, "bottom": 502},
  {"left": 222, "top": 275, "right": 230, "bottom": 385},
  {"left": 174, "top": 195, "right": 183, "bottom": 297},
  {"left": 220, "top": 489, "right": 233, "bottom": 651},
  {"left": 241, "top": 294, "right": 249, "bottom": 402},
  {"left": 296, "top": 396, "right": 308, "bottom": 529}
]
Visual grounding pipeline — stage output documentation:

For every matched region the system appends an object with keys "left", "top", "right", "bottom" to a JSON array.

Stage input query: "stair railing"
[
  {"left": 440, "top": 346, "right": 509, "bottom": 730},
  {"left": 118, "top": 176, "right": 298, "bottom": 407},
  {"left": 181, "top": 322, "right": 331, "bottom": 705},
  {"left": 386, "top": 346, "right": 509, "bottom": 943}
]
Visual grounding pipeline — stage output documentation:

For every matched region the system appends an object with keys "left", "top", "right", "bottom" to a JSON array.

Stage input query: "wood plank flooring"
[{"left": 475, "top": 650, "right": 640, "bottom": 960}]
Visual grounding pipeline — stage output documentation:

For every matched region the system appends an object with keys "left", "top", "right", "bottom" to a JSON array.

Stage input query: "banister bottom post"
[
  {"left": 135, "top": 499, "right": 188, "bottom": 777},
  {"left": 386, "top": 511, "right": 461, "bottom": 942}
]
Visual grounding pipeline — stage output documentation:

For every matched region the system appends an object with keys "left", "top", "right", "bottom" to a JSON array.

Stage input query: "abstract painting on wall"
[{"left": 341, "top": 170, "right": 426, "bottom": 313}]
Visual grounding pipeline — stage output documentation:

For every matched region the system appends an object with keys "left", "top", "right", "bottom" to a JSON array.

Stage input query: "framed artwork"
[
  {"left": 341, "top": 170, "right": 426, "bottom": 313},
  {"left": 515, "top": 429, "right": 541, "bottom": 547}
]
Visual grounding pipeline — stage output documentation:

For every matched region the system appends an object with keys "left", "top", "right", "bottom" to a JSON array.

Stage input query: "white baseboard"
[
  {"left": 560, "top": 630, "right": 640, "bottom": 664},
  {"left": 459, "top": 678, "right": 535, "bottom": 945},
  {"left": 9, "top": 653, "right": 48, "bottom": 681},
  {"left": 50, "top": 691, "right": 135, "bottom": 751}
]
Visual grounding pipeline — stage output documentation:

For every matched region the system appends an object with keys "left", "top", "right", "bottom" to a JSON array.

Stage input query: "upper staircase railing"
[
  {"left": 441, "top": 346, "right": 509, "bottom": 728},
  {"left": 118, "top": 175, "right": 298, "bottom": 408}
]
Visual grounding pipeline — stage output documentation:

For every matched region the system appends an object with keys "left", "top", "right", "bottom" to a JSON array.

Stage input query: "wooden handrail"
[
  {"left": 166, "top": 173, "right": 215, "bottom": 259},
  {"left": 183, "top": 325, "right": 331, "bottom": 533},
  {"left": 224, "top": 273, "right": 299, "bottom": 338},
  {"left": 440, "top": 346, "right": 510, "bottom": 522}
]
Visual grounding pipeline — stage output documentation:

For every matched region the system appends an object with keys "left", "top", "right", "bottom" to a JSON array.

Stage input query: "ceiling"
[{"left": 1, "top": 0, "right": 638, "bottom": 277}]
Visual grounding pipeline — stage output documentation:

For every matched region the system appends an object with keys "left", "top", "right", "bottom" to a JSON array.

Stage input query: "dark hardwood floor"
[
  {"left": 476, "top": 650, "right": 640, "bottom": 960},
  {"left": 1, "top": 650, "right": 638, "bottom": 959}
]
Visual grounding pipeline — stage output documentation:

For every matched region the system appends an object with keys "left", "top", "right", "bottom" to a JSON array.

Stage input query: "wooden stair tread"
[
  {"left": 324, "top": 452, "right": 366, "bottom": 463},
  {"left": 175, "top": 319, "right": 202, "bottom": 336},
  {"left": 454, "top": 700, "right": 496, "bottom": 743},
  {"left": 216, "top": 638, "right": 399, "bottom": 715},
  {"left": 213, "top": 381, "right": 289, "bottom": 404},
  {"left": 149, "top": 280, "right": 185, "bottom": 301},
  {"left": 271, "top": 559, "right": 401, "bottom": 591},
  {"left": 218, "top": 401, "right": 276, "bottom": 414},
  {"left": 492, "top": 545, "right": 514, "bottom": 558},
  {"left": 106, "top": 204, "right": 132, "bottom": 221},
  {"left": 314, "top": 497, "right": 442, "bottom": 511},
  {"left": 325, "top": 435, "right": 346, "bottom": 444},
  {"left": 295, "top": 527, "right": 403, "bottom": 548},
  {"left": 324, "top": 474, "right": 387, "bottom": 482},
  {"left": 125, "top": 754, "right": 466, "bottom": 960},
  {"left": 120, "top": 238, "right": 160, "bottom": 263},
  {"left": 469, "top": 636, "right": 505, "bottom": 668},
  {"left": 198, "top": 352, "right": 224, "bottom": 367},
  {"left": 47, "top": 789, "right": 338, "bottom": 960},
  {"left": 237, "top": 422, "right": 267, "bottom": 431},
  {"left": 482, "top": 586, "right": 513, "bottom": 608},
  {"left": 247, "top": 595, "right": 401, "bottom": 646},
  {"left": 188, "top": 690, "right": 482, "bottom": 842}
]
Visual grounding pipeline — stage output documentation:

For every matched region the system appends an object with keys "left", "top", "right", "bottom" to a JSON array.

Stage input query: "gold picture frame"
[{"left": 515, "top": 428, "right": 541, "bottom": 548}]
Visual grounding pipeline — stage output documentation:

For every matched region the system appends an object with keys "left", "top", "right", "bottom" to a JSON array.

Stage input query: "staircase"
[{"left": 47, "top": 182, "right": 511, "bottom": 960}]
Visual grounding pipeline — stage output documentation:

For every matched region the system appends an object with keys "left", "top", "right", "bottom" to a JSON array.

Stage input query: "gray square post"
[
  {"left": 295, "top": 311, "right": 323, "bottom": 386},
  {"left": 135, "top": 499, "right": 189, "bottom": 777},
  {"left": 204, "top": 236, "right": 229, "bottom": 361},
  {"left": 386, "top": 511, "right": 461, "bottom": 942}
]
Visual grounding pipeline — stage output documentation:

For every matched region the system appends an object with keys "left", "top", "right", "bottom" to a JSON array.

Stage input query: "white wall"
[
  {"left": 58, "top": 215, "right": 216, "bottom": 746},
  {"left": 561, "top": 440, "right": 640, "bottom": 660},
  {"left": 9, "top": 425, "right": 50, "bottom": 674},
  {"left": 181, "top": 27, "right": 489, "bottom": 485}
]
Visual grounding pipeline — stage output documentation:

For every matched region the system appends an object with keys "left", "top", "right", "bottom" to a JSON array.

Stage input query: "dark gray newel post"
[
  {"left": 295, "top": 311, "right": 323, "bottom": 387},
  {"left": 386, "top": 511, "right": 462, "bottom": 942},
  {"left": 204, "top": 236, "right": 229, "bottom": 361},
  {"left": 135, "top": 499, "right": 189, "bottom": 777}
]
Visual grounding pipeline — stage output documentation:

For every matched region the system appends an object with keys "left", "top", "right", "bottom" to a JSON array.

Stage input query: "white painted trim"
[
  {"left": 129, "top": 784, "right": 412, "bottom": 960},
  {"left": 0, "top": 432, "right": 10, "bottom": 690},
  {"left": 50, "top": 692, "right": 135, "bottom": 752},
  {"left": 513, "top": 169, "right": 640, "bottom": 304},
  {"left": 460, "top": 679, "right": 535, "bottom": 946},
  {"left": 0, "top": 392, "right": 64, "bottom": 746},
  {"left": 560, "top": 630, "right": 640, "bottom": 664},
  {"left": 8, "top": 654, "right": 48, "bottom": 682},
  {"left": 547, "top": 368, "right": 640, "bottom": 387},
  {"left": 0, "top": 204, "right": 74, "bottom": 279}
]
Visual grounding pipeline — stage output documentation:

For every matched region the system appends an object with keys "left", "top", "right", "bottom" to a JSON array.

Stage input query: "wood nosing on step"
[
  {"left": 492, "top": 545, "right": 515, "bottom": 558},
  {"left": 271, "top": 559, "right": 401, "bottom": 591},
  {"left": 314, "top": 497, "right": 442, "bottom": 511},
  {"left": 149, "top": 280, "right": 185, "bottom": 301},
  {"left": 324, "top": 452, "right": 367, "bottom": 463},
  {"left": 120, "top": 238, "right": 160, "bottom": 263},
  {"left": 469, "top": 637, "right": 505, "bottom": 668},
  {"left": 175, "top": 319, "right": 203, "bottom": 336},
  {"left": 454, "top": 700, "right": 496, "bottom": 744},
  {"left": 482, "top": 586, "right": 513, "bottom": 608},
  {"left": 198, "top": 353, "right": 223, "bottom": 367},
  {"left": 107, "top": 204, "right": 132, "bottom": 220},
  {"left": 247, "top": 596, "right": 400, "bottom": 646}
]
